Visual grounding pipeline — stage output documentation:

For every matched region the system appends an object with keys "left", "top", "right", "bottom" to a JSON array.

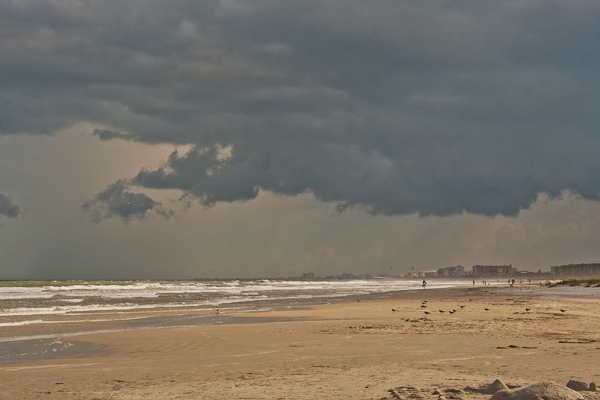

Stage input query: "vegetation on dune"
[{"left": 551, "top": 278, "right": 600, "bottom": 287}]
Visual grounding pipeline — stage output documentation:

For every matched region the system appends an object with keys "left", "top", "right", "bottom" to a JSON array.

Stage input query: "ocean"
[{"left": 0, "top": 278, "right": 473, "bottom": 364}]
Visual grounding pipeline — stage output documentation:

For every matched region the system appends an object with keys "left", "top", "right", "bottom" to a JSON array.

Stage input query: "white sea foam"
[
  {"left": 0, "top": 320, "right": 47, "bottom": 327},
  {"left": 0, "top": 287, "right": 54, "bottom": 300}
]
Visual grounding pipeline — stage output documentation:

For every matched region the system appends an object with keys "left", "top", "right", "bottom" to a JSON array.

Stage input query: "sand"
[{"left": 1, "top": 284, "right": 600, "bottom": 399}]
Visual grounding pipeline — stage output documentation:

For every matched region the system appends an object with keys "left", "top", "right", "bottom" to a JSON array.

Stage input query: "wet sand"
[{"left": 1, "top": 284, "right": 600, "bottom": 399}]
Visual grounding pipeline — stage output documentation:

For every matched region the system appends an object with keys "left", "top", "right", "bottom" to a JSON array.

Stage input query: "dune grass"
[{"left": 552, "top": 278, "right": 600, "bottom": 287}]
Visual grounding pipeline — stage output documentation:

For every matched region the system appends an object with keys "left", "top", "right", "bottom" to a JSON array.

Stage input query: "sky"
[{"left": 1, "top": 0, "right": 600, "bottom": 280}]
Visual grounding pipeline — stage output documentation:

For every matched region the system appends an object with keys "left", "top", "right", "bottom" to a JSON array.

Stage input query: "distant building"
[
  {"left": 472, "top": 264, "right": 517, "bottom": 276},
  {"left": 418, "top": 270, "right": 438, "bottom": 278},
  {"left": 550, "top": 263, "right": 600, "bottom": 276},
  {"left": 438, "top": 265, "right": 465, "bottom": 277},
  {"left": 341, "top": 273, "right": 354, "bottom": 279},
  {"left": 302, "top": 272, "right": 315, "bottom": 279}
]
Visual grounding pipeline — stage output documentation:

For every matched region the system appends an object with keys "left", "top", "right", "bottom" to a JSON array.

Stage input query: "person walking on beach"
[{"left": 422, "top": 280, "right": 427, "bottom": 289}]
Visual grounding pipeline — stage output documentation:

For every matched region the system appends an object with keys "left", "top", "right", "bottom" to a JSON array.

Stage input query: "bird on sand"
[
  {"left": 392, "top": 308, "right": 397, "bottom": 312},
  {"left": 560, "top": 309, "right": 566, "bottom": 313},
  {"left": 525, "top": 308, "right": 531, "bottom": 312},
  {"left": 421, "top": 305, "right": 427, "bottom": 308},
  {"left": 460, "top": 305, "right": 466, "bottom": 309},
  {"left": 448, "top": 310, "right": 455, "bottom": 315},
  {"left": 484, "top": 308, "right": 490, "bottom": 312},
  {"left": 424, "top": 311, "right": 430, "bottom": 316},
  {"left": 439, "top": 310, "right": 445, "bottom": 313}
]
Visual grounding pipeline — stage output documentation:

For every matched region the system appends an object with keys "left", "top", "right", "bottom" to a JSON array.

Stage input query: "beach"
[{"left": 1, "top": 284, "right": 600, "bottom": 399}]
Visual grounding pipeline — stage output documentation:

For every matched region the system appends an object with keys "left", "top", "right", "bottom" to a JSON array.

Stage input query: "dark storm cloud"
[
  {"left": 0, "top": 193, "right": 20, "bottom": 218},
  {"left": 81, "top": 180, "right": 173, "bottom": 223},
  {"left": 3, "top": 1, "right": 600, "bottom": 219},
  {"left": 92, "top": 129, "right": 133, "bottom": 141}
]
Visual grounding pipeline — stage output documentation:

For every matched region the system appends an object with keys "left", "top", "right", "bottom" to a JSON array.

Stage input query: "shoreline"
[
  {"left": 0, "top": 278, "right": 475, "bottom": 342},
  {"left": 0, "top": 287, "right": 402, "bottom": 344},
  {"left": 0, "top": 279, "right": 490, "bottom": 345},
  {"left": 1, "top": 284, "right": 599, "bottom": 399}
]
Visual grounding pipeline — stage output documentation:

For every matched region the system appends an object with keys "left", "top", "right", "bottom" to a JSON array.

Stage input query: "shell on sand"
[{"left": 491, "top": 381, "right": 584, "bottom": 400}]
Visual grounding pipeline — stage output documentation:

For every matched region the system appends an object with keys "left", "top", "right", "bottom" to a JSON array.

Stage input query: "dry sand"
[{"left": 1, "top": 284, "right": 600, "bottom": 399}]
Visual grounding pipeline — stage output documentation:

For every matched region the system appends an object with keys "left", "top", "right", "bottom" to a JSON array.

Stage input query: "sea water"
[{"left": 0, "top": 279, "right": 472, "bottom": 341}]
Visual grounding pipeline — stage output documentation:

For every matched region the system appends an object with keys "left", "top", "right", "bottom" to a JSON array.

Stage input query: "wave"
[{"left": 0, "top": 279, "right": 473, "bottom": 318}]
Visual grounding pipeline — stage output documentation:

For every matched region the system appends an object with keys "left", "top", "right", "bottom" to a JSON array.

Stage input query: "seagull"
[
  {"left": 424, "top": 311, "right": 430, "bottom": 316},
  {"left": 484, "top": 308, "right": 490, "bottom": 312},
  {"left": 460, "top": 305, "right": 466, "bottom": 309},
  {"left": 525, "top": 308, "right": 531, "bottom": 312},
  {"left": 439, "top": 310, "right": 445, "bottom": 313},
  {"left": 421, "top": 305, "right": 427, "bottom": 308},
  {"left": 392, "top": 308, "right": 397, "bottom": 312},
  {"left": 449, "top": 310, "right": 455, "bottom": 315},
  {"left": 560, "top": 309, "right": 566, "bottom": 313}
]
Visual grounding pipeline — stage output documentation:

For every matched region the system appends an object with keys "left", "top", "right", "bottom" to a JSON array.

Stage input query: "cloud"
[
  {"left": 92, "top": 129, "right": 133, "bottom": 141},
  {"left": 81, "top": 180, "right": 173, "bottom": 223},
  {"left": 2, "top": 1, "right": 600, "bottom": 218},
  {"left": 0, "top": 193, "right": 20, "bottom": 218}
]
